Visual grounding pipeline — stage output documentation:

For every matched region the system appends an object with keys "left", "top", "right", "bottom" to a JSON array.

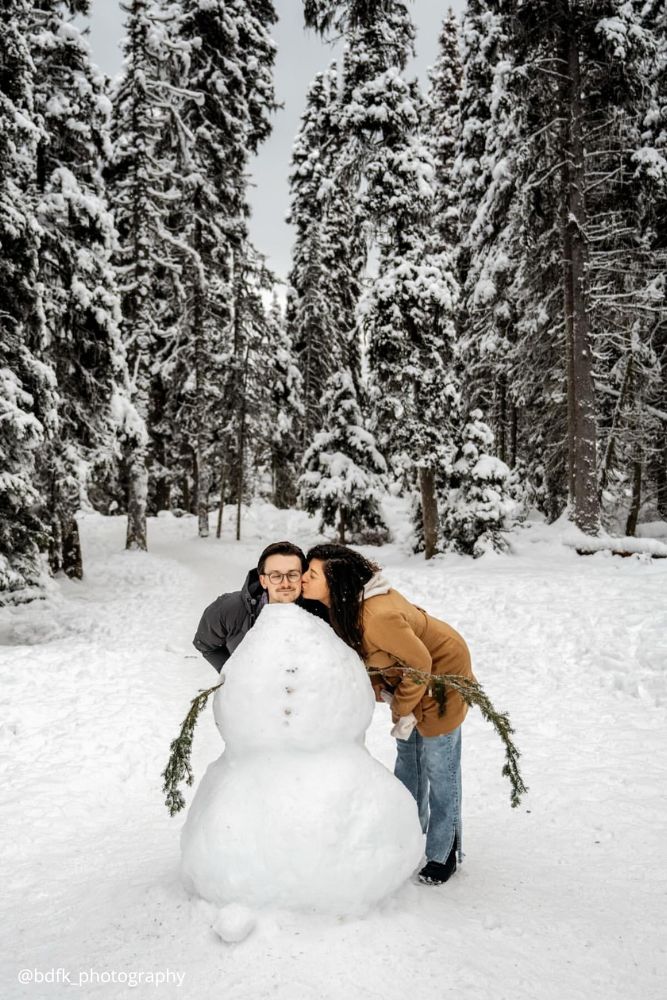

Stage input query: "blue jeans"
[{"left": 394, "top": 726, "right": 463, "bottom": 864}]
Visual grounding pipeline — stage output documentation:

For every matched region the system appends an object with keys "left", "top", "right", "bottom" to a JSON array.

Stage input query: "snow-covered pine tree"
[
  {"left": 517, "top": 0, "right": 664, "bottom": 534},
  {"left": 287, "top": 64, "right": 364, "bottom": 443},
  {"left": 227, "top": 244, "right": 274, "bottom": 539},
  {"left": 637, "top": 0, "right": 667, "bottom": 521},
  {"left": 152, "top": 0, "right": 277, "bottom": 537},
  {"left": 107, "top": 0, "right": 182, "bottom": 551},
  {"left": 299, "top": 371, "right": 388, "bottom": 544},
  {"left": 453, "top": 2, "right": 522, "bottom": 470},
  {"left": 0, "top": 0, "right": 57, "bottom": 600},
  {"left": 28, "top": 1, "right": 128, "bottom": 577},
  {"left": 262, "top": 295, "right": 304, "bottom": 508},
  {"left": 591, "top": 2, "right": 667, "bottom": 532},
  {"left": 410, "top": 7, "right": 465, "bottom": 558},
  {"left": 573, "top": 5, "right": 662, "bottom": 534},
  {"left": 454, "top": 0, "right": 665, "bottom": 536},
  {"left": 428, "top": 8, "right": 462, "bottom": 256},
  {"left": 312, "top": 2, "right": 464, "bottom": 555},
  {"left": 455, "top": 0, "right": 568, "bottom": 522},
  {"left": 441, "top": 409, "right": 516, "bottom": 557}
]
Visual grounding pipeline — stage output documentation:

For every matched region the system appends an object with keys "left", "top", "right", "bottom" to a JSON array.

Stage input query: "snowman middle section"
[{"left": 180, "top": 603, "right": 424, "bottom": 914}]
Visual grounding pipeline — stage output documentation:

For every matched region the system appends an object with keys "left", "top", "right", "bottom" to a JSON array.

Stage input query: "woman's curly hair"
[{"left": 306, "top": 544, "right": 380, "bottom": 655}]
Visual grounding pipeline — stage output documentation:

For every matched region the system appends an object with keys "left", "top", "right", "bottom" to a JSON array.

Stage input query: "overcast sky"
[{"left": 85, "top": 0, "right": 465, "bottom": 284}]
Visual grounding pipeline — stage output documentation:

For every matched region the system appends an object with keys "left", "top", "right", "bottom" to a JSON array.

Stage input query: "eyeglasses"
[{"left": 263, "top": 570, "right": 302, "bottom": 584}]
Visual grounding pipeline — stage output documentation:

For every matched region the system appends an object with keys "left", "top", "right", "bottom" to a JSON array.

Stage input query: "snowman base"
[{"left": 180, "top": 745, "right": 424, "bottom": 915}]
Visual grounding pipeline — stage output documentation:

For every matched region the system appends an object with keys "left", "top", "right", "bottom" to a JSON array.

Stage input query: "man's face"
[{"left": 259, "top": 554, "right": 303, "bottom": 604}]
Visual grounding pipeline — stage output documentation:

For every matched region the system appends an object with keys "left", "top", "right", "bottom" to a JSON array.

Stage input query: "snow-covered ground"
[{"left": 1, "top": 502, "right": 666, "bottom": 1000}]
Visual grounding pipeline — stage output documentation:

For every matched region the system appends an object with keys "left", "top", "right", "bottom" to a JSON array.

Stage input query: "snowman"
[{"left": 180, "top": 602, "right": 424, "bottom": 916}]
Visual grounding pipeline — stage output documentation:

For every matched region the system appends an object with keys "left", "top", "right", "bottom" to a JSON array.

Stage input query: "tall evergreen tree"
[
  {"left": 414, "top": 7, "right": 465, "bottom": 557},
  {"left": 302, "top": 2, "right": 514, "bottom": 558},
  {"left": 427, "top": 8, "right": 462, "bottom": 253},
  {"left": 453, "top": 2, "right": 522, "bottom": 470},
  {"left": 107, "top": 0, "right": 181, "bottom": 551},
  {"left": 299, "top": 371, "right": 388, "bottom": 543},
  {"left": 307, "top": 2, "right": 462, "bottom": 554},
  {"left": 160, "top": 0, "right": 276, "bottom": 536},
  {"left": 441, "top": 409, "right": 516, "bottom": 557},
  {"left": 287, "top": 64, "right": 364, "bottom": 443},
  {"left": 638, "top": 0, "right": 667, "bottom": 521},
  {"left": 29, "top": 1, "right": 128, "bottom": 577},
  {"left": 263, "top": 296, "right": 304, "bottom": 508},
  {"left": 0, "top": 0, "right": 56, "bottom": 600},
  {"left": 455, "top": 0, "right": 665, "bottom": 534}
]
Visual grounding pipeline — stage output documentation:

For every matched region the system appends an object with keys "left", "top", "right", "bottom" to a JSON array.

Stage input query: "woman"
[{"left": 302, "top": 543, "right": 474, "bottom": 886}]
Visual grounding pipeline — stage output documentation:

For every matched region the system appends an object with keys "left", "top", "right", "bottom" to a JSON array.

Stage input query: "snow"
[{"left": 1, "top": 501, "right": 666, "bottom": 999}]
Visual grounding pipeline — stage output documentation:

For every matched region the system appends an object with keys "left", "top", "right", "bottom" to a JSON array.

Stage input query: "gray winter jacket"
[{"left": 193, "top": 568, "right": 328, "bottom": 673}]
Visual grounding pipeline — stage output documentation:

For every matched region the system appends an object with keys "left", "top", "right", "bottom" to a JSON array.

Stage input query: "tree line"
[{"left": 1, "top": 0, "right": 665, "bottom": 603}]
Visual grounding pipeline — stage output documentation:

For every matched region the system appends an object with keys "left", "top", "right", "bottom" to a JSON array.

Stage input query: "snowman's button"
[
  {"left": 285, "top": 687, "right": 294, "bottom": 694},
  {"left": 284, "top": 708, "right": 292, "bottom": 715}
]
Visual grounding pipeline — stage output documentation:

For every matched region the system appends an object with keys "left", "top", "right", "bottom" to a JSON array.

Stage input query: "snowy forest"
[{"left": 1, "top": 0, "right": 666, "bottom": 603}]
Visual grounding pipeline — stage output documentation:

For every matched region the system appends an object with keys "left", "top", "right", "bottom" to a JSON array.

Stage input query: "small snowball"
[{"left": 213, "top": 904, "right": 256, "bottom": 944}]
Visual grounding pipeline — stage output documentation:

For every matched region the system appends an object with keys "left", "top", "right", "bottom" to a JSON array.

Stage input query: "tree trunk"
[
  {"left": 216, "top": 457, "right": 226, "bottom": 539},
  {"left": 560, "top": 69, "right": 576, "bottom": 505},
  {"left": 236, "top": 459, "right": 243, "bottom": 542},
  {"left": 236, "top": 370, "right": 248, "bottom": 543},
  {"left": 497, "top": 374, "right": 507, "bottom": 465},
  {"left": 126, "top": 442, "right": 148, "bottom": 550},
  {"left": 192, "top": 214, "right": 210, "bottom": 539},
  {"left": 338, "top": 506, "right": 346, "bottom": 545},
  {"left": 625, "top": 457, "right": 642, "bottom": 537},
  {"left": 197, "top": 449, "right": 209, "bottom": 538},
  {"left": 302, "top": 326, "right": 314, "bottom": 448},
  {"left": 274, "top": 459, "right": 296, "bottom": 509},
  {"left": 656, "top": 445, "right": 667, "bottom": 521},
  {"left": 509, "top": 401, "right": 518, "bottom": 469},
  {"left": 48, "top": 515, "right": 63, "bottom": 575},
  {"left": 562, "top": 16, "right": 599, "bottom": 535},
  {"left": 62, "top": 515, "right": 83, "bottom": 579},
  {"left": 419, "top": 466, "right": 438, "bottom": 560},
  {"left": 154, "top": 474, "right": 171, "bottom": 513}
]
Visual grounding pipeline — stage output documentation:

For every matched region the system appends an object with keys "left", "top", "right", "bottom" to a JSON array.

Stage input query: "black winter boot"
[{"left": 418, "top": 836, "right": 457, "bottom": 885}]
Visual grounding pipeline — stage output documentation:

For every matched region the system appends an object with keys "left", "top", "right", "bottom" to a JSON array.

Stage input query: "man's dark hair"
[
  {"left": 305, "top": 544, "right": 380, "bottom": 654},
  {"left": 257, "top": 541, "right": 307, "bottom": 575}
]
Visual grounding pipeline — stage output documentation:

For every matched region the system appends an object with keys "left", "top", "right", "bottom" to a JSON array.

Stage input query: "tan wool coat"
[{"left": 361, "top": 589, "right": 475, "bottom": 737}]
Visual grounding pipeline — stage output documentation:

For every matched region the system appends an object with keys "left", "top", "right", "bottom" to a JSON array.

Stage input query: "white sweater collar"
[{"left": 363, "top": 571, "right": 391, "bottom": 600}]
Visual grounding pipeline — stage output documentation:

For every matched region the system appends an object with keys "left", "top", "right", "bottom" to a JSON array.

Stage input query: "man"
[{"left": 193, "top": 541, "right": 326, "bottom": 673}]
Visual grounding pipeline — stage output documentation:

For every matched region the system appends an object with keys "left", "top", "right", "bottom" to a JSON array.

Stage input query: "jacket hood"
[
  {"left": 363, "top": 571, "right": 392, "bottom": 600},
  {"left": 241, "top": 568, "right": 264, "bottom": 605}
]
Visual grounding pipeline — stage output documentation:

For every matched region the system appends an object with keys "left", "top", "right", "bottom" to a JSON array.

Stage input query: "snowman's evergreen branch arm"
[
  {"left": 367, "top": 667, "right": 528, "bottom": 809},
  {"left": 162, "top": 682, "right": 223, "bottom": 816}
]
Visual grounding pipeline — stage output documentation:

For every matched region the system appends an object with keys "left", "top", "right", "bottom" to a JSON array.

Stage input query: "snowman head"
[{"left": 214, "top": 604, "right": 375, "bottom": 752}]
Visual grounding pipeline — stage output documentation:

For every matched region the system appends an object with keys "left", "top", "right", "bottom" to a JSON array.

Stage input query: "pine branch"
[
  {"left": 162, "top": 681, "right": 223, "bottom": 816},
  {"left": 368, "top": 666, "right": 528, "bottom": 809}
]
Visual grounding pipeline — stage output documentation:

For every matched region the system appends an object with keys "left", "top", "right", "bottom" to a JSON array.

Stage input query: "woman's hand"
[{"left": 391, "top": 713, "right": 417, "bottom": 740}]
